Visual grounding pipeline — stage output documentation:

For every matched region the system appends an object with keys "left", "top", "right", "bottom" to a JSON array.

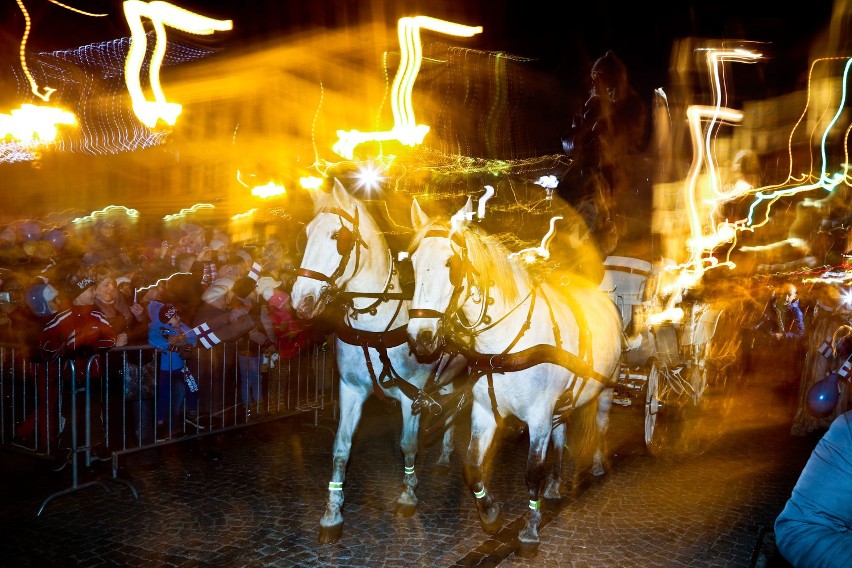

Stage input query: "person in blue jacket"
[
  {"left": 775, "top": 410, "right": 852, "bottom": 568},
  {"left": 148, "top": 303, "right": 198, "bottom": 439}
]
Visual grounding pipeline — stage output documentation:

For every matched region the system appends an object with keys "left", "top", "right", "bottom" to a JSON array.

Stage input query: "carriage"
[{"left": 599, "top": 256, "right": 726, "bottom": 453}]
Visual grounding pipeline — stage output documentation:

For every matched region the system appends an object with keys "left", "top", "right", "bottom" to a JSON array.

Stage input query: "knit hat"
[
  {"left": 256, "top": 276, "right": 282, "bottom": 301},
  {"left": 64, "top": 272, "right": 96, "bottom": 299},
  {"left": 268, "top": 289, "right": 291, "bottom": 312},
  {"left": 232, "top": 276, "right": 256, "bottom": 299},
  {"left": 158, "top": 303, "right": 179, "bottom": 323},
  {"left": 201, "top": 278, "right": 234, "bottom": 304},
  {"left": 116, "top": 276, "right": 131, "bottom": 287}
]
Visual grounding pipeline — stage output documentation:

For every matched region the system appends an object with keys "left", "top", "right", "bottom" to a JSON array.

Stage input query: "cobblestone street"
[{"left": 1, "top": 369, "right": 818, "bottom": 567}]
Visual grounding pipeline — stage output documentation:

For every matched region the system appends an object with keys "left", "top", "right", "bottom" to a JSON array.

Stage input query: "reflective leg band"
[
  {"left": 405, "top": 466, "right": 415, "bottom": 475},
  {"left": 474, "top": 488, "right": 487, "bottom": 499},
  {"left": 529, "top": 500, "right": 540, "bottom": 511},
  {"left": 329, "top": 481, "right": 343, "bottom": 491}
]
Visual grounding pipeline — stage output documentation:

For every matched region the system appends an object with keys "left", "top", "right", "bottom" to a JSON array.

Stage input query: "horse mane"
[{"left": 410, "top": 219, "right": 525, "bottom": 305}]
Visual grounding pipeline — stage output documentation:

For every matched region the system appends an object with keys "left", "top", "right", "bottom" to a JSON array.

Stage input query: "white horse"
[
  {"left": 406, "top": 197, "right": 622, "bottom": 557},
  {"left": 290, "top": 180, "right": 467, "bottom": 544}
]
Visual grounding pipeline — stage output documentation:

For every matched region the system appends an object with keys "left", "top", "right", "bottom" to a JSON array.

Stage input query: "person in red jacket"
[{"left": 14, "top": 271, "right": 124, "bottom": 455}]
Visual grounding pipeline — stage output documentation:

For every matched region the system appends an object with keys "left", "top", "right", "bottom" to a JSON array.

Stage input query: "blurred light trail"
[
  {"left": 162, "top": 203, "right": 214, "bottom": 221},
  {"left": 333, "top": 16, "right": 482, "bottom": 159},
  {"left": 123, "top": 0, "right": 232, "bottom": 127},
  {"left": 508, "top": 215, "right": 563, "bottom": 262},
  {"left": 16, "top": 0, "right": 55, "bottom": 101},
  {"left": 72, "top": 205, "right": 140, "bottom": 224}
]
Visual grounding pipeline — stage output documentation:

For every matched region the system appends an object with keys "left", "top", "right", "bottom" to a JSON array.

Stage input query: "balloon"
[
  {"left": 18, "top": 221, "right": 42, "bottom": 242},
  {"left": 807, "top": 373, "right": 840, "bottom": 418},
  {"left": 24, "top": 284, "right": 51, "bottom": 318},
  {"left": 43, "top": 229, "right": 66, "bottom": 250}
]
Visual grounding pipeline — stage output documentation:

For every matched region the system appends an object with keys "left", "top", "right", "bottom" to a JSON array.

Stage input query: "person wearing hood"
[{"left": 148, "top": 303, "right": 198, "bottom": 439}]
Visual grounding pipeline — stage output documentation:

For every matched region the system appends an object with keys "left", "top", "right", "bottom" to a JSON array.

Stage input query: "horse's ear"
[
  {"left": 411, "top": 198, "right": 430, "bottom": 231},
  {"left": 451, "top": 196, "right": 474, "bottom": 233},
  {"left": 331, "top": 178, "right": 356, "bottom": 211}
]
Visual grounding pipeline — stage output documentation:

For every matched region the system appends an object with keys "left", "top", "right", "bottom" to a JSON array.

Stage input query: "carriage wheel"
[{"left": 643, "top": 361, "right": 662, "bottom": 454}]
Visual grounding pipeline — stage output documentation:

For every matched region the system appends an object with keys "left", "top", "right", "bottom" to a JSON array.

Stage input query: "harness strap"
[{"left": 463, "top": 344, "right": 617, "bottom": 387}]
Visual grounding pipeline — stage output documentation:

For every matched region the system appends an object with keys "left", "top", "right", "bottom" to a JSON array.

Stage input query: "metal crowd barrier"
[{"left": 0, "top": 338, "right": 338, "bottom": 515}]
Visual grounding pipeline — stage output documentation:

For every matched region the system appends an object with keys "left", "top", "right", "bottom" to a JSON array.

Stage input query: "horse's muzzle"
[
  {"left": 295, "top": 292, "right": 328, "bottom": 320},
  {"left": 409, "top": 327, "right": 440, "bottom": 359}
]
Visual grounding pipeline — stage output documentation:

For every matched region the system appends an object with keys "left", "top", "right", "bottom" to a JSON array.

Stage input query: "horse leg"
[
  {"left": 591, "top": 386, "right": 614, "bottom": 477},
  {"left": 318, "top": 383, "right": 367, "bottom": 544},
  {"left": 517, "top": 420, "right": 550, "bottom": 558},
  {"left": 543, "top": 422, "right": 566, "bottom": 500},
  {"left": 396, "top": 399, "right": 420, "bottom": 517},
  {"left": 436, "top": 381, "right": 454, "bottom": 470},
  {"left": 464, "top": 403, "right": 502, "bottom": 535}
]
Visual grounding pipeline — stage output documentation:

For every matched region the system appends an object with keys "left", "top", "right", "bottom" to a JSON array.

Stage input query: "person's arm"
[
  {"left": 784, "top": 305, "right": 806, "bottom": 341},
  {"left": 775, "top": 412, "right": 852, "bottom": 568}
]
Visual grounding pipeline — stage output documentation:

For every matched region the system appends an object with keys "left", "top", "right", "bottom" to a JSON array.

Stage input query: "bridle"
[
  {"left": 294, "top": 207, "right": 367, "bottom": 304},
  {"left": 408, "top": 228, "right": 489, "bottom": 333}
]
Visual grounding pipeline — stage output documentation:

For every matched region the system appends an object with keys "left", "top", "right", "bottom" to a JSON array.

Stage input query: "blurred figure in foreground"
[{"left": 775, "top": 410, "right": 852, "bottom": 568}]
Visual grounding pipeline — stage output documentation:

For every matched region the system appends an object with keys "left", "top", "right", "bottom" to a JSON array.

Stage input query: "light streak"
[
  {"left": 72, "top": 205, "right": 140, "bottom": 224},
  {"left": 15, "top": 0, "right": 55, "bottom": 101},
  {"left": 333, "top": 16, "right": 482, "bottom": 159},
  {"left": 477, "top": 185, "right": 495, "bottom": 219},
  {"left": 123, "top": 0, "right": 232, "bottom": 127},
  {"left": 48, "top": 0, "right": 107, "bottom": 16},
  {"left": 508, "top": 216, "right": 563, "bottom": 262},
  {"left": 162, "top": 203, "right": 214, "bottom": 222},
  {"left": 231, "top": 209, "right": 258, "bottom": 221},
  {"left": 300, "top": 176, "right": 324, "bottom": 190}
]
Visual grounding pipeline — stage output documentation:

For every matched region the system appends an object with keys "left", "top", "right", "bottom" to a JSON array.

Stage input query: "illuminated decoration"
[
  {"left": 250, "top": 182, "right": 285, "bottom": 199},
  {"left": 231, "top": 209, "right": 258, "bottom": 221},
  {"left": 123, "top": 0, "right": 232, "bottom": 127},
  {"left": 535, "top": 175, "right": 558, "bottom": 201},
  {"left": 333, "top": 16, "right": 482, "bottom": 159},
  {"left": 352, "top": 162, "right": 387, "bottom": 193},
  {"left": 509, "top": 216, "right": 563, "bottom": 263},
  {"left": 0, "top": 104, "right": 76, "bottom": 143},
  {"left": 163, "top": 203, "right": 214, "bottom": 222},
  {"left": 71, "top": 205, "right": 140, "bottom": 224}
]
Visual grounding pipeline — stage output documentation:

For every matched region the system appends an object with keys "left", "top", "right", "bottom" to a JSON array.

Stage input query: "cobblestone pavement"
[{"left": 0, "top": 371, "right": 819, "bottom": 567}]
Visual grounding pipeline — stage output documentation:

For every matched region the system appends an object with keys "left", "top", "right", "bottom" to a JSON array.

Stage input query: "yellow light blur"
[
  {"left": 123, "top": 1, "right": 232, "bottom": 128},
  {"left": 300, "top": 176, "right": 324, "bottom": 190},
  {"left": 250, "top": 182, "right": 285, "bottom": 198},
  {"left": 333, "top": 16, "right": 482, "bottom": 158},
  {"left": 0, "top": 104, "right": 77, "bottom": 143},
  {"left": 508, "top": 215, "right": 563, "bottom": 262},
  {"left": 646, "top": 307, "right": 685, "bottom": 326},
  {"left": 162, "top": 203, "right": 215, "bottom": 221}
]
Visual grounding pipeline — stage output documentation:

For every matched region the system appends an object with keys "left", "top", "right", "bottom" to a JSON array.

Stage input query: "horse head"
[
  {"left": 407, "top": 197, "right": 477, "bottom": 358},
  {"left": 291, "top": 179, "right": 365, "bottom": 320}
]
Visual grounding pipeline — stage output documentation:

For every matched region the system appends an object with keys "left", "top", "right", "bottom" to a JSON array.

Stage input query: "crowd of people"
[{"left": 1, "top": 215, "right": 323, "bottom": 451}]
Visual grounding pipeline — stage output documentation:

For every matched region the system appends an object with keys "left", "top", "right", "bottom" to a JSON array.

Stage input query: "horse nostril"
[{"left": 417, "top": 329, "right": 434, "bottom": 347}]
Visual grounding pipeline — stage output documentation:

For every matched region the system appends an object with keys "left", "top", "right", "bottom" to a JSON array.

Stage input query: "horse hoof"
[
  {"left": 396, "top": 502, "right": 417, "bottom": 517},
  {"left": 481, "top": 510, "right": 503, "bottom": 535},
  {"left": 515, "top": 540, "right": 540, "bottom": 558},
  {"left": 317, "top": 524, "right": 343, "bottom": 544}
]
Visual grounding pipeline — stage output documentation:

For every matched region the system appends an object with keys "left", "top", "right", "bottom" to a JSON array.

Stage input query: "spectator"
[
  {"left": 148, "top": 303, "right": 199, "bottom": 439},
  {"left": 231, "top": 276, "right": 276, "bottom": 419},
  {"left": 775, "top": 410, "right": 852, "bottom": 568},
  {"left": 164, "top": 251, "right": 205, "bottom": 323},
  {"left": 14, "top": 270, "right": 124, "bottom": 455},
  {"left": 792, "top": 285, "right": 852, "bottom": 436}
]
